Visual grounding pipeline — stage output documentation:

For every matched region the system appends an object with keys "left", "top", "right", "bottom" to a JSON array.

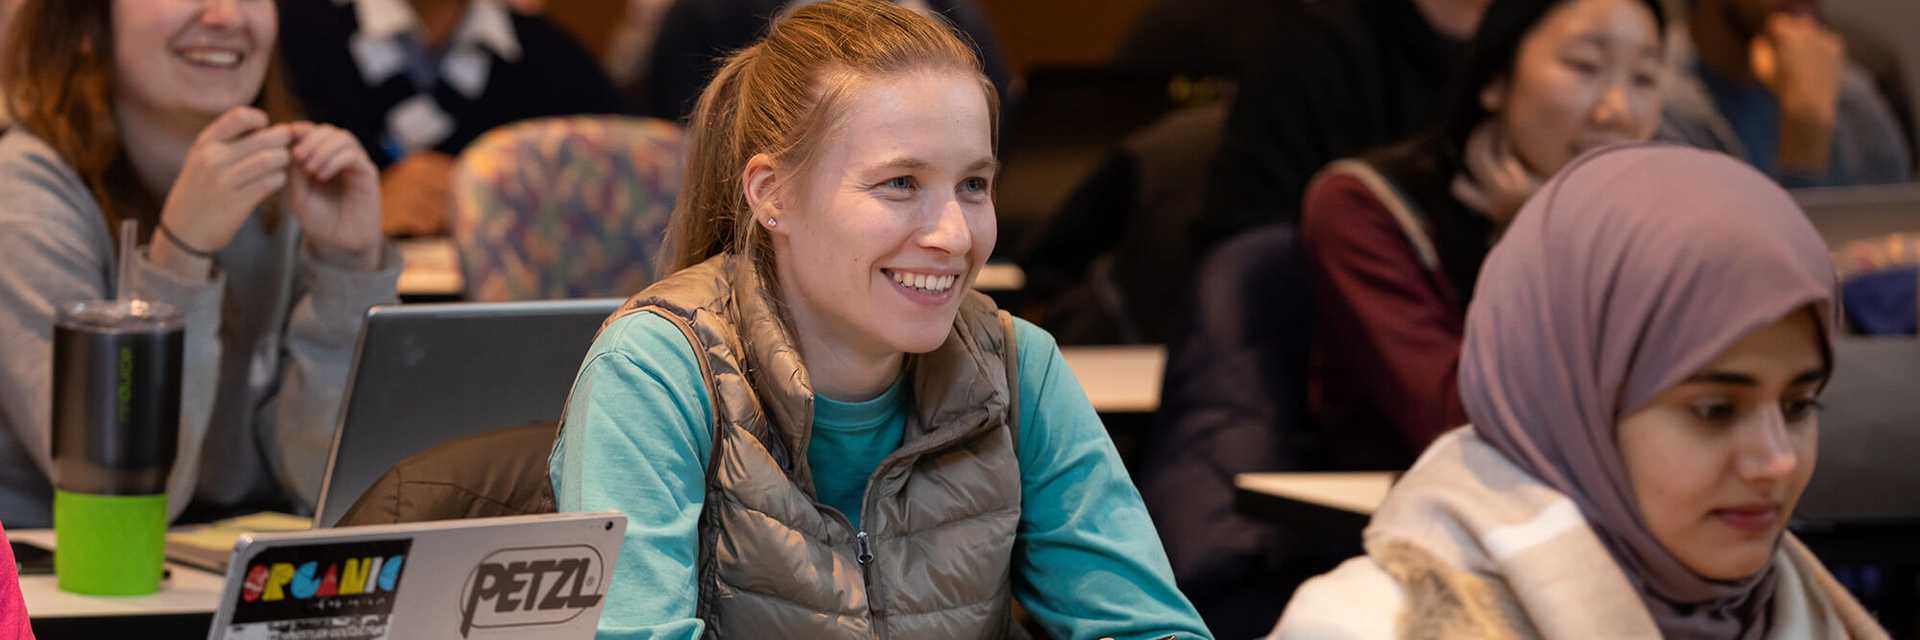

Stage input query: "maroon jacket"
[{"left": 1301, "top": 164, "right": 1473, "bottom": 466}]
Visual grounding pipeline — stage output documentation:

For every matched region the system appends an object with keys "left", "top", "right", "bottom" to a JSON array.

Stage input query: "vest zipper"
[
  {"left": 860, "top": 484, "right": 888, "bottom": 640},
  {"left": 858, "top": 526, "right": 888, "bottom": 639},
  {"left": 849, "top": 413, "right": 1002, "bottom": 640}
]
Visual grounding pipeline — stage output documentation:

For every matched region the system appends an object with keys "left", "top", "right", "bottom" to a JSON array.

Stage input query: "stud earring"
[{"left": 763, "top": 217, "right": 778, "bottom": 228}]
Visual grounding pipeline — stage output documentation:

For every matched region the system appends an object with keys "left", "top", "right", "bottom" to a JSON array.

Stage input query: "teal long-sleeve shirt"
[{"left": 551, "top": 311, "right": 1211, "bottom": 640}]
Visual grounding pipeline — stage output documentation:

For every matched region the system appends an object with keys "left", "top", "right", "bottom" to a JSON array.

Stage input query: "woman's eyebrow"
[
  {"left": 1681, "top": 369, "right": 1828, "bottom": 387},
  {"left": 865, "top": 156, "right": 930, "bottom": 173},
  {"left": 1683, "top": 371, "right": 1757, "bottom": 386},
  {"left": 1791, "top": 369, "right": 1827, "bottom": 386}
]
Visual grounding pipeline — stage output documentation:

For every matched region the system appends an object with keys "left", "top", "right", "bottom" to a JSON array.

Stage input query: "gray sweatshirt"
[{"left": 0, "top": 130, "right": 400, "bottom": 527}]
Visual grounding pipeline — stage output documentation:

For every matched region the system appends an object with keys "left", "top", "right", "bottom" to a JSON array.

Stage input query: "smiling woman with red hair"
[{"left": 549, "top": 1, "right": 1209, "bottom": 637}]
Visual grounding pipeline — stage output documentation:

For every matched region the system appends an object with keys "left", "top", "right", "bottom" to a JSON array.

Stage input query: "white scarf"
[{"left": 1358, "top": 429, "right": 1888, "bottom": 639}]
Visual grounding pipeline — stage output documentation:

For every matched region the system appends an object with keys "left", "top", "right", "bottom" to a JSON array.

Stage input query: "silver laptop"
[
  {"left": 1792, "top": 182, "right": 1920, "bottom": 248},
  {"left": 313, "top": 298, "right": 625, "bottom": 528},
  {"left": 207, "top": 512, "right": 626, "bottom": 640}
]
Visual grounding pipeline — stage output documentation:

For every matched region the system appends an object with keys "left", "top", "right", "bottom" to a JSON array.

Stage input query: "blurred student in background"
[
  {"left": 1302, "top": 0, "right": 1666, "bottom": 469},
  {"left": 1140, "top": 0, "right": 1667, "bottom": 634},
  {"left": 1194, "top": 0, "right": 1490, "bottom": 255},
  {"left": 277, "top": 0, "right": 621, "bottom": 236},
  {"left": 1661, "top": 0, "right": 1909, "bottom": 187}
]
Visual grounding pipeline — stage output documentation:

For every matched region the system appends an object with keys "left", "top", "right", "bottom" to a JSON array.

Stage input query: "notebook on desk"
[
  {"left": 206, "top": 512, "right": 625, "bottom": 640},
  {"left": 165, "top": 512, "right": 313, "bottom": 573}
]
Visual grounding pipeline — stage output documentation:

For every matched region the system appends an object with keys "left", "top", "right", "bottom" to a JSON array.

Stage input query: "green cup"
[
  {"left": 50, "top": 300, "right": 183, "bottom": 596},
  {"left": 53, "top": 491, "right": 168, "bottom": 595}
]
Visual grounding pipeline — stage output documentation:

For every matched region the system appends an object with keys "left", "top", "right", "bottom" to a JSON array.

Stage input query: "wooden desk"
[
  {"left": 1059, "top": 345, "right": 1163, "bottom": 414},
  {"left": 1234, "top": 472, "right": 1393, "bottom": 516},
  {"left": 13, "top": 529, "right": 220, "bottom": 636},
  {"left": 397, "top": 237, "right": 464, "bottom": 298},
  {"left": 1227, "top": 471, "right": 1393, "bottom": 588},
  {"left": 1233, "top": 472, "right": 1392, "bottom": 556}
]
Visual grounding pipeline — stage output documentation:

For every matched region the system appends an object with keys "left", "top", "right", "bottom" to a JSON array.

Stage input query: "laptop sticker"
[
  {"left": 226, "top": 538, "right": 413, "bottom": 640},
  {"left": 457, "top": 545, "right": 608, "bottom": 638}
]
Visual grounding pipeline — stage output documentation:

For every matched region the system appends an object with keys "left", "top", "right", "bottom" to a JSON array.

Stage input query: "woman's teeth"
[
  {"left": 178, "top": 49, "right": 243, "bottom": 68},
  {"left": 889, "top": 270, "right": 957, "bottom": 293}
]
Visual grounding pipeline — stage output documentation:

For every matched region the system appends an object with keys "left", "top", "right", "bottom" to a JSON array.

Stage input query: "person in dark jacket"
[
  {"left": 625, "top": 0, "right": 1011, "bottom": 123},
  {"left": 1192, "top": 0, "right": 1486, "bottom": 255},
  {"left": 278, "top": 0, "right": 622, "bottom": 236}
]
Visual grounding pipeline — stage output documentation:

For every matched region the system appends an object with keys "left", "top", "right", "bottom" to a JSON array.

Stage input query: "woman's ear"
[
  {"left": 742, "top": 152, "right": 788, "bottom": 236},
  {"left": 1480, "top": 77, "right": 1510, "bottom": 112}
]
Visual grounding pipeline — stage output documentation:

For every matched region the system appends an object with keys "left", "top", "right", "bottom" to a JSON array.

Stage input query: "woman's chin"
[
  {"left": 879, "top": 316, "right": 959, "bottom": 355},
  {"left": 1678, "top": 544, "right": 1779, "bottom": 582}
]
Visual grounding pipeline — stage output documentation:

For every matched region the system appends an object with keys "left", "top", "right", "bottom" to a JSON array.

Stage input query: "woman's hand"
[
  {"left": 1752, "top": 14, "right": 1844, "bottom": 175},
  {"left": 286, "top": 122, "right": 384, "bottom": 270},
  {"left": 1453, "top": 122, "right": 1543, "bottom": 227},
  {"left": 152, "top": 107, "right": 293, "bottom": 276}
]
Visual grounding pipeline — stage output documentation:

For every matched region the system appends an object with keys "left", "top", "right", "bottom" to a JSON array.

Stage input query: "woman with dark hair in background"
[
  {"left": 1301, "top": 0, "right": 1667, "bottom": 470},
  {"left": 1138, "top": 1, "right": 1665, "bottom": 634}
]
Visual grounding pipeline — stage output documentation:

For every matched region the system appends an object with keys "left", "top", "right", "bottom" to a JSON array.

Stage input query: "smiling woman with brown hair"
[{"left": 0, "top": 0, "right": 396, "bottom": 527}]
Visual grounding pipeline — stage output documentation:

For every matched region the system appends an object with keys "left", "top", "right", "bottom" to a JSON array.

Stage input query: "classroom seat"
[
  {"left": 451, "top": 116, "right": 686, "bottom": 301},
  {"left": 1017, "top": 102, "right": 1227, "bottom": 345},
  {"left": 334, "top": 421, "right": 558, "bottom": 526},
  {"left": 1135, "top": 224, "right": 1333, "bottom": 639}
]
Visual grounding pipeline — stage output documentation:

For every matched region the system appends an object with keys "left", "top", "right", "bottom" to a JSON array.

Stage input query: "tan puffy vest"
[{"left": 605, "top": 254, "right": 1024, "bottom": 638}]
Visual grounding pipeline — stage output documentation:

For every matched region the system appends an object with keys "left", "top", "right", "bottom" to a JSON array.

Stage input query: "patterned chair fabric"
[{"left": 452, "top": 116, "right": 686, "bottom": 301}]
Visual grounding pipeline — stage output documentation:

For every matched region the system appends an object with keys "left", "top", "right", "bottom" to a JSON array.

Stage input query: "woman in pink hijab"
[{"left": 1272, "top": 144, "right": 1886, "bottom": 638}]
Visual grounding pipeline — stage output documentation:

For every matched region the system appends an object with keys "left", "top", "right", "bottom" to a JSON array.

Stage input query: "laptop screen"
[{"left": 314, "top": 299, "right": 623, "bottom": 528}]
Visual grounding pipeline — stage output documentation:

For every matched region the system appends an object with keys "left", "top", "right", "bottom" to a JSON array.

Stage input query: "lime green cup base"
[{"left": 53, "top": 490, "right": 167, "bottom": 596}]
